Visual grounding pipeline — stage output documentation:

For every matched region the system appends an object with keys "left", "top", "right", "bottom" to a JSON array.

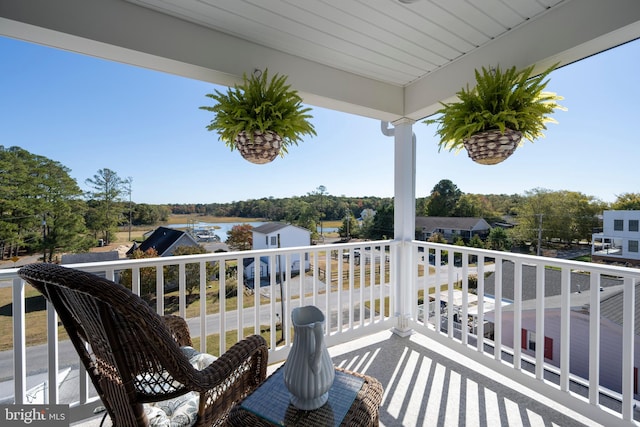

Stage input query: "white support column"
[{"left": 381, "top": 119, "right": 416, "bottom": 336}]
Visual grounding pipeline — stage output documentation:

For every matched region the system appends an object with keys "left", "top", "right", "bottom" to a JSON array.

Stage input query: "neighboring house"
[
  {"left": 592, "top": 210, "right": 640, "bottom": 266},
  {"left": 127, "top": 226, "right": 200, "bottom": 257},
  {"left": 61, "top": 251, "right": 120, "bottom": 264},
  {"left": 484, "top": 262, "right": 640, "bottom": 400},
  {"left": 244, "top": 223, "right": 311, "bottom": 281},
  {"left": 61, "top": 251, "right": 121, "bottom": 279},
  {"left": 415, "top": 216, "right": 491, "bottom": 242}
]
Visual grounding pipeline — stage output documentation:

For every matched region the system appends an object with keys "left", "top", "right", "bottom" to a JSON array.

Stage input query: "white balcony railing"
[
  {"left": 1, "top": 241, "right": 395, "bottom": 423},
  {"left": 2, "top": 240, "right": 640, "bottom": 425}
]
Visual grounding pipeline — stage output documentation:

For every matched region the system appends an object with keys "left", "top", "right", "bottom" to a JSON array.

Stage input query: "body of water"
[{"left": 168, "top": 222, "right": 338, "bottom": 240}]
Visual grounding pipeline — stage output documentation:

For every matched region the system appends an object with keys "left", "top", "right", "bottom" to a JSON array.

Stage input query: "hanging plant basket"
[
  {"left": 200, "top": 70, "right": 316, "bottom": 165},
  {"left": 235, "top": 130, "right": 283, "bottom": 165},
  {"left": 424, "top": 64, "right": 564, "bottom": 165},
  {"left": 463, "top": 128, "right": 522, "bottom": 165}
]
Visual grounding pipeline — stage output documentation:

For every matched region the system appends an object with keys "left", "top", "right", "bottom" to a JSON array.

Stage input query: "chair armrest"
[
  {"left": 162, "top": 315, "right": 193, "bottom": 347},
  {"left": 191, "top": 334, "right": 268, "bottom": 390},
  {"left": 188, "top": 335, "right": 268, "bottom": 424}
]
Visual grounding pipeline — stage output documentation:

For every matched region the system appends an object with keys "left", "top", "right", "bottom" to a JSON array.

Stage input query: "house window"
[
  {"left": 270, "top": 236, "right": 277, "bottom": 246},
  {"left": 630, "top": 220, "right": 639, "bottom": 232},
  {"left": 629, "top": 240, "right": 639, "bottom": 253},
  {"left": 614, "top": 219, "right": 624, "bottom": 231}
]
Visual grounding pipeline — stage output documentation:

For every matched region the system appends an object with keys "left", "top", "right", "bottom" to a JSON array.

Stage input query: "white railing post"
[
  {"left": 12, "top": 276, "right": 26, "bottom": 404},
  {"left": 47, "top": 300, "right": 60, "bottom": 403},
  {"left": 383, "top": 119, "right": 416, "bottom": 336},
  {"left": 588, "top": 271, "right": 600, "bottom": 405},
  {"left": 621, "top": 277, "right": 635, "bottom": 421}
]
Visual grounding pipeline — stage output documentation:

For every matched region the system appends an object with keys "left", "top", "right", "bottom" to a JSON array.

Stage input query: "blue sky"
[{"left": 1, "top": 36, "right": 639, "bottom": 205}]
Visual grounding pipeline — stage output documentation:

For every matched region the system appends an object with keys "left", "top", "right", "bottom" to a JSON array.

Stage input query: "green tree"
[
  {"left": 611, "top": 193, "right": 640, "bottom": 210},
  {"left": 452, "top": 194, "right": 481, "bottom": 217},
  {"left": 226, "top": 224, "right": 254, "bottom": 251},
  {"left": 133, "top": 203, "right": 171, "bottom": 225},
  {"left": 165, "top": 245, "right": 217, "bottom": 296},
  {"left": 512, "top": 188, "right": 602, "bottom": 248},
  {"left": 0, "top": 146, "right": 89, "bottom": 261},
  {"left": 285, "top": 199, "right": 318, "bottom": 239},
  {"left": 120, "top": 248, "right": 159, "bottom": 298},
  {"left": 309, "top": 185, "right": 328, "bottom": 235},
  {"left": 426, "top": 179, "right": 462, "bottom": 217},
  {"left": 85, "top": 168, "right": 126, "bottom": 244},
  {"left": 468, "top": 234, "right": 485, "bottom": 249},
  {"left": 364, "top": 203, "right": 394, "bottom": 240},
  {"left": 487, "top": 227, "right": 511, "bottom": 251},
  {"left": 338, "top": 211, "right": 360, "bottom": 239}
]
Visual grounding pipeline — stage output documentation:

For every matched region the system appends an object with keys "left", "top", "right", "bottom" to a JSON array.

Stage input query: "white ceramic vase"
[{"left": 283, "top": 305, "right": 335, "bottom": 410}]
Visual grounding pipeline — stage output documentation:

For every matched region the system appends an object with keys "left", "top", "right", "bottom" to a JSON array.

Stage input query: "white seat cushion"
[{"left": 144, "top": 347, "right": 217, "bottom": 427}]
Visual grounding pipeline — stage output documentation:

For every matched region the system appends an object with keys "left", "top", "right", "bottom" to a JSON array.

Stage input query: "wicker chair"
[{"left": 18, "top": 263, "right": 268, "bottom": 426}]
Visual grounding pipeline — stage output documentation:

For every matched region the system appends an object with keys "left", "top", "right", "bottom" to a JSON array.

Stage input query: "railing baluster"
[
  {"left": 359, "top": 246, "right": 365, "bottom": 327},
  {"left": 132, "top": 267, "right": 140, "bottom": 295},
  {"left": 47, "top": 301, "right": 59, "bottom": 403},
  {"left": 535, "top": 263, "right": 545, "bottom": 380},
  {"left": 588, "top": 271, "right": 600, "bottom": 405},
  {"left": 513, "top": 260, "right": 522, "bottom": 371},
  {"left": 621, "top": 277, "right": 635, "bottom": 421},
  {"left": 12, "top": 277, "right": 26, "bottom": 405},
  {"left": 447, "top": 258, "right": 454, "bottom": 339},
  {"left": 476, "top": 257, "right": 485, "bottom": 353},
  {"left": 237, "top": 256, "right": 244, "bottom": 344},
  {"left": 156, "top": 266, "right": 164, "bottom": 315},
  {"left": 219, "top": 260, "right": 226, "bottom": 354},
  {"left": 269, "top": 255, "right": 277, "bottom": 349},
  {"left": 199, "top": 261, "right": 207, "bottom": 353},
  {"left": 435, "top": 249, "right": 442, "bottom": 333},
  {"left": 560, "top": 267, "right": 571, "bottom": 392},
  {"left": 178, "top": 263, "right": 186, "bottom": 319},
  {"left": 337, "top": 248, "right": 343, "bottom": 333},
  {"left": 461, "top": 252, "right": 469, "bottom": 346},
  {"left": 494, "top": 256, "right": 502, "bottom": 362},
  {"left": 325, "top": 249, "right": 331, "bottom": 329}
]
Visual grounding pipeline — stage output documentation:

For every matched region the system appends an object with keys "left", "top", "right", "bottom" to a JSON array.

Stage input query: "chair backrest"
[{"left": 18, "top": 263, "right": 199, "bottom": 426}]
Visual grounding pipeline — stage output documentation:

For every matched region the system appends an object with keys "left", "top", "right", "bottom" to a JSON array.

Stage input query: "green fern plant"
[
  {"left": 424, "top": 64, "right": 565, "bottom": 152},
  {"left": 200, "top": 70, "right": 316, "bottom": 155}
]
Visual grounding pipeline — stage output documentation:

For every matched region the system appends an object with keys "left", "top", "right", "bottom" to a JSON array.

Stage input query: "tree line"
[
  {"left": 2, "top": 146, "right": 640, "bottom": 260},
  {"left": 0, "top": 146, "right": 169, "bottom": 260}
]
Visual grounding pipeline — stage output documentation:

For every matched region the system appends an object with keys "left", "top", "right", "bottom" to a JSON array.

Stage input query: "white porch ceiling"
[{"left": 2, "top": 0, "right": 640, "bottom": 121}]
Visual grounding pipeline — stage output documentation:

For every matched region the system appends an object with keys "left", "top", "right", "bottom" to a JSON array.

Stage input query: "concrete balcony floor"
[{"left": 73, "top": 329, "right": 598, "bottom": 427}]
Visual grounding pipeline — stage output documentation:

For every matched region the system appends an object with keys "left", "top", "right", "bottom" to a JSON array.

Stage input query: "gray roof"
[
  {"left": 415, "top": 217, "right": 490, "bottom": 232},
  {"left": 487, "top": 261, "right": 639, "bottom": 334},
  {"left": 128, "top": 226, "right": 198, "bottom": 256},
  {"left": 597, "top": 283, "right": 640, "bottom": 335},
  {"left": 252, "top": 222, "right": 310, "bottom": 235},
  {"left": 61, "top": 251, "right": 120, "bottom": 264},
  {"left": 483, "top": 260, "right": 623, "bottom": 302}
]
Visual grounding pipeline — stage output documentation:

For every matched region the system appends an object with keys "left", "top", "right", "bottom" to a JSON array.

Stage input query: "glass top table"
[{"left": 227, "top": 365, "right": 383, "bottom": 426}]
